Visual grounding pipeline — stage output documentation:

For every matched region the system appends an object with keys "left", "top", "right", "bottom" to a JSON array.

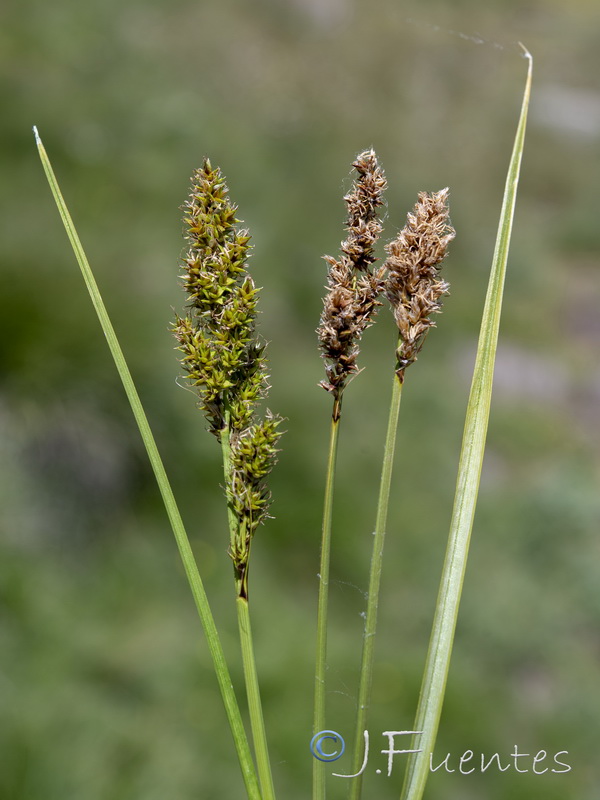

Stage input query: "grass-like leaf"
[
  {"left": 34, "top": 128, "right": 262, "bottom": 800},
  {"left": 399, "top": 47, "right": 532, "bottom": 800}
]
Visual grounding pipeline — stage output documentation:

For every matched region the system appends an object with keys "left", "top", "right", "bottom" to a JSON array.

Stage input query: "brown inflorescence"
[
  {"left": 317, "top": 150, "right": 387, "bottom": 413},
  {"left": 384, "top": 189, "right": 455, "bottom": 379}
]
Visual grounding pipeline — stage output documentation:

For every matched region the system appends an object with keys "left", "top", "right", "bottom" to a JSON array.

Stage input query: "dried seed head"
[
  {"left": 384, "top": 188, "right": 454, "bottom": 378},
  {"left": 318, "top": 150, "right": 387, "bottom": 407}
]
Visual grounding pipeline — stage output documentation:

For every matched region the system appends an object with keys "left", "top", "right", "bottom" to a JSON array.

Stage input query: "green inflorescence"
[{"left": 174, "top": 159, "right": 283, "bottom": 577}]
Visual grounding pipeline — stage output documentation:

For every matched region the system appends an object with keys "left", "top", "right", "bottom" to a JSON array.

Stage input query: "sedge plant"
[
  {"left": 349, "top": 188, "right": 455, "bottom": 800},
  {"left": 399, "top": 46, "right": 532, "bottom": 800},
  {"left": 314, "top": 149, "right": 387, "bottom": 800},
  {"left": 35, "top": 44, "right": 531, "bottom": 800},
  {"left": 172, "top": 160, "right": 282, "bottom": 800},
  {"left": 33, "top": 131, "right": 262, "bottom": 800}
]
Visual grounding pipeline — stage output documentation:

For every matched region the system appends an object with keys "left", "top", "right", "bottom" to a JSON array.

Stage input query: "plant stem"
[
  {"left": 220, "top": 411, "right": 240, "bottom": 565},
  {"left": 350, "top": 370, "right": 404, "bottom": 800},
  {"left": 237, "top": 596, "right": 277, "bottom": 800},
  {"left": 312, "top": 403, "right": 343, "bottom": 800},
  {"left": 34, "top": 128, "right": 262, "bottom": 800},
  {"left": 399, "top": 48, "right": 532, "bottom": 800},
  {"left": 221, "top": 417, "right": 276, "bottom": 800}
]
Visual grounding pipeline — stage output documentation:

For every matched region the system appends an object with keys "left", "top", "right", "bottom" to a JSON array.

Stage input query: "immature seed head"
[
  {"left": 173, "top": 161, "right": 283, "bottom": 578},
  {"left": 318, "top": 150, "right": 387, "bottom": 407},
  {"left": 227, "top": 411, "right": 282, "bottom": 576},
  {"left": 173, "top": 159, "right": 265, "bottom": 436},
  {"left": 384, "top": 189, "right": 454, "bottom": 379}
]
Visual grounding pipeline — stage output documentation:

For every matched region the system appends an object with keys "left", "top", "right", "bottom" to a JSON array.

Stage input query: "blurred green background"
[{"left": 2, "top": 0, "right": 600, "bottom": 798}]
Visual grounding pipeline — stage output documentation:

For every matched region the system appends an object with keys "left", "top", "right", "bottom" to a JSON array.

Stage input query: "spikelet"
[
  {"left": 173, "top": 159, "right": 264, "bottom": 434},
  {"left": 173, "top": 160, "right": 282, "bottom": 580},
  {"left": 317, "top": 150, "right": 387, "bottom": 414},
  {"left": 384, "top": 189, "right": 454, "bottom": 379}
]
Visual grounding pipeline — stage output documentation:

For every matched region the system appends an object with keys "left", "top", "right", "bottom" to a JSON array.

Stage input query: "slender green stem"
[
  {"left": 350, "top": 370, "right": 404, "bottom": 800},
  {"left": 237, "top": 596, "right": 277, "bottom": 800},
  {"left": 399, "top": 49, "right": 532, "bottom": 800},
  {"left": 34, "top": 128, "right": 262, "bottom": 800},
  {"left": 313, "top": 404, "right": 342, "bottom": 800}
]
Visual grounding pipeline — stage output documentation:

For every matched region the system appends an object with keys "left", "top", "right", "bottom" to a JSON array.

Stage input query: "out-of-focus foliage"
[{"left": 2, "top": 0, "right": 600, "bottom": 798}]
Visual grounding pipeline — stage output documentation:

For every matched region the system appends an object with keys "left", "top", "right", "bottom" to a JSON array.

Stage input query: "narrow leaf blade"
[
  {"left": 400, "top": 49, "right": 533, "bottom": 800},
  {"left": 34, "top": 129, "right": 262, "bottom": 800}
]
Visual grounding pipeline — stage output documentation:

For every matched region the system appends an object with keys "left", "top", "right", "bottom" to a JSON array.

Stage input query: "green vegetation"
[{"left": 3, "top": 3, "right": 600, "bottom": 800}]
